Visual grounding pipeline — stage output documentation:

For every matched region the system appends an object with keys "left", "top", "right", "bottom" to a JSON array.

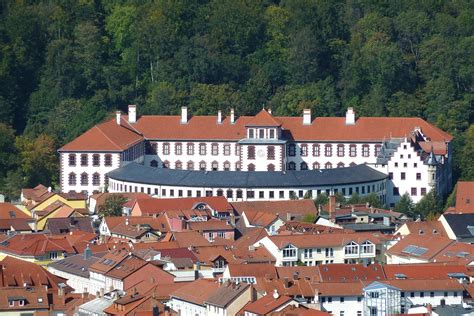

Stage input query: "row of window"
[
  {"left": 151, "top": 160, "right": 240, "bottom": 171},
  {"left": 68, "top": 172, "right": 103, "bottom": 186},
  {"left": 288, "top": 161, "right": 357, "bottom": 170},
  {"left": 156, "top": 143, "right": 240, "bottom": 156},
  {"left": 389, "top": 172, "right": 422, "bottom": 180},
  {"left": 401, "top": 291, "right": 457, "bottom": 298},
  {"left": 247, "top": 146, "right": 276, "bottom": 160},
  {"left": 392, "top": 187, "right": 427, "bottom": 196},
  {"left": 288, "top": 143, "right": 381, "bottom": 158},
  {"left": 248, "top": 127, "right": 277, "bottom": 139},
  {"left": 344, "top": 241, "right": 375, "bottom": 255},
  {"left": 68, "top": 154, "right": 113, "bottom": 167}
]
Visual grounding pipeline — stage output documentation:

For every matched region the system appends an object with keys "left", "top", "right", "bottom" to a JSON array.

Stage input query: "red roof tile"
[
  {"left": 318, "top": 264, "right": 384, "bottom": 282},
  {"left": 386, "top": 234, "right": 455, "bottom": 261},
  {"left": 246, "top": 109, "right": 282, "bottom": 127},
  {"left": 134, "top": 196, "right": 232, "bottom": 215},
  {"left": 232, "top": 200, "right": 317, "bottom": 219},
  {"left": 0, "top": 203, "right": 30, "bottom": 220},
  {"left": 188, "top": 219, "right": 234, "bottom": 232},
  {"left": 454, "top": 181, "right": 474, "bottom": 214},
  {"left": 171, "top": 279, "right": 220, "bottom": 305},
  {"left": 59, "top": 117, "right": 143, "bottom": 152},
  {"left": 244, "top": 293, "right": 293, "bottom": 314},
  {"left": 383, "top": 263, "right": 470, "bottom": 280}
]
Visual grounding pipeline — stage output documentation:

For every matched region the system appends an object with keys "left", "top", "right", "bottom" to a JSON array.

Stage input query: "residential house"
[
  {"left": 0, "top": 202, "right": 33, "bottom": 233},
  {"left": 188, "top": 219, "right": 235, "bottom": 241},
  {"left": 22, "top": 185, "right": 86, "bottom": 214},
  {"left": 32, "top": 200, "right": 88, "bottom": 231},
  {"left": 232, "top": 200, "right": 318, "bottom": 223},
  {"left": 385, "top": 234, "right": 454, "bottom": 264},
  {"left": 243, "top": 292, "right": 298, "bottom": 316},
  {"left": 205, "top": 282, "right": 253, "bottom": 316},
  {"left": 255, "top": 232, "right": 382, "bottom": 266},
  {"left": 167, "top": 279, "right": 220, "bottom": 316},
  {"left": 89, "top": 192, "right": 150, "bottom": 215},
  {"left": 394, "top": 220, "right": 447, "bottom": 237},
  {"left": 45, "top": 216, "right": 94, "bottom": 234},
  {"left": 99, "top": 216, "right": 170, "bottom": 242},
  {"left": 439, "top": 213, "right": 474, "bottom": 243},
  {"left": 241, "top": 211, "right": 285, "bottom": 235},
  {"left": 48, "top": 246, "right": 103, "bottom": 293}
]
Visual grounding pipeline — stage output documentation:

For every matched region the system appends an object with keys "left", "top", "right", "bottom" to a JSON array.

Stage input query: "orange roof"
[
  {"left": 383, "top": 263, "right": 470, "bottom": 280},
  {"left": 244, "top": 293, "right": 293, "bottom": 314},
  {"left": 21, "top": 184, "right": 52, "bottom": 203},
  {"left": 270, "top": 305, "right": 330, "bottom": 315},
  {"left": 0, "top": 233, "right": 82, "bottom": 257},
  {"left": 134, "top": 196, "right": 232, "bottom": 215},
  {"left": 383, "top": 279, "right": 464, "bottom": 291},
  {"left": 171, "top": 279, "right": 220, "bottom": 305},
  {"left": 418, "top": 141, "right": 448, "bottom": 155},
  {"left": 188, "top": 219, "right": 234, "bottom": 232},
  {"left": 267, "top": 232, "right": 382, "bottom": 249},
  {"left": 60, "top": 112, "right": 453, "bottom": 151},
  {"left": 400, "top": 221, "right": 447, "bottom": 237},
  {"left": 454, "top": 181, "right": 474, "bottom": 213},
  {"left": 227, "top": 263, "right": 277, "bottom": 279},
  {"left": 244, "top": 211, "right": 280, "bottom": 227},
  {"left": 0, "top": 203, "right": 30, "bottom": 220},
  {"left": 318, "top": 264, "right": 384, "bottom": 282},
  {"left": 246, "top": 109, "right": 282, "bottom": 127},
  {"left": 386, "top": 234, "right": 454, "bottom": 261},
  {"left": 232, "top": 200, "right": 317, "bottom": 218},
  {"left": 431, "top": 242, "right": 474, "bottom": 264},
  {"left": 315, "top": 281, "right": 365, "bottom": 296},
  {"left": 91, "top": 192, "right": 150, "bottom": 209},
  {"left": 59, "top": 117, "right": 143, "bottom": 151},
  {"left": 167, "top": 231, "right": 211, "bottom": 247},
  {"left": 104, "top": 216, "right": 170, "bottom": 232}
]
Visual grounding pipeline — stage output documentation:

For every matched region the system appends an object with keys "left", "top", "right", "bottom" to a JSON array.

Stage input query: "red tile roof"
[
  {"left": 171, "top": 279, "right": 220, "bottom": 305},
  {"left": 399, "top": 221, "right": 447, "bottom": 237},
  {"left": 267, "top": 232, "right": 382, "bottom": 249},
  {"left": 134, "top": 196, "right": 232, "bottom": 215},
  {"left": 270, "top": 305, "right": 330, "bottom": 316},
  {"left": 383, "top": 279, "right": 464, "bottom": 291},
  {"left": 227, "top": 263, "right": 278, "bottom": 279},
  {"left": 383, "top": 263, "right": 470, "bottom": 280},
  {"left": 244, "top": 211, "right": 280, "bottom": 227},
  {"left": 0, "top": 203, "right": 30, "bottom": 220},
  {"left": 232, "top": 200, "right": 317, "bottom": 219},
  {"left": 0, "top": 233, "right": 86, "bottom": 257},
  {"left": 60, "top": 111, "right": 453, "bottom": 151},
  {"left": 21, "top": 184, "right": 53, "bottom": 203},
  {"left": 243, "top": 293, "right": 293, "bottom": 315},
  {"left": 454, "top": 181, "right": 474, "bottom": 214},
  {"left": 188, "top": 219, "right": 234, "bottom": 232},
  {"left": 104, "top": 216, "right": 170, "bottom": 232},
  {"left": 386, "top": 234, "right": 455, "bottom": 261},
  {"left": 59, "top": 117, "right": 144, "bottom": 151},
  {"left": 91, "top": 192, "right": 150, "bottom": 210},
  {"left": 318, "top": 264, "right": 384, "bottom": 282},
  {"left": 246, "top": 109, "right": 282, "bottom": 127}
]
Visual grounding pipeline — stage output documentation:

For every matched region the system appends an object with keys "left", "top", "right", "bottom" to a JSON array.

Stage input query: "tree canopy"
[{"left": 0, "top": 0, "right": 472, "bottom": 201}]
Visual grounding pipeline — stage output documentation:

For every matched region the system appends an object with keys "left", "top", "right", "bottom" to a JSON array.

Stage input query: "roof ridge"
[{"left": 95, "top": 125, "right": 123, "bottom": 151}]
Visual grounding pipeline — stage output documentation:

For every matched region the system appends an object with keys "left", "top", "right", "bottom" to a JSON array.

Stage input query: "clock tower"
[{"left": 239, "top": 109, "right": 286, "bottom": 171}]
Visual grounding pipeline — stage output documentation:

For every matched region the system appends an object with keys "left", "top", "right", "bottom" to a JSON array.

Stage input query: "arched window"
[
  {"left": 313, "top": 162, "right": 320, "bottom": 170},
  {"left": 248, "top": 163, "right": 255, "bottom": 171},
  {"left": 187, "top": 161, "right": 194, "bottom": 170},
  {"left": 287, "top": 161, "right": 296, "bottom": 170},
  {"left": 300, "top": 162, "right": 308, "bottom": 170},
  {"left": 350, "top": 162, "right": 357, "bottom": 167},
  {"left": 68, "top": 173, "right": 76, "bottom": 186},
  {"left": 312, "top": 144, "right": 320, "bottom": 157},
  {"left": 150, "top": 160, "right": 158, "bottom": 168},
  {"left": 92, "top": 154, "right": 100, "bottom": 166},
  {"left": 68, "top": 154, "right": 76, "bottom": 166},
  {"left": 199, "top": 161, "right": 206, "bottom": 171},
  {"left": 337, "top": 162, "right": 345, "bottom": 168},
  {"left": 223, "top": 161, "right": 231, "bottom": 171},
  {"left": 163, "top": 160, "right": 170, "bottom": 168},
  {"left": 92, "top": 173, "right": 100, "bottom": 186},
  {"left": 325, "top": 162, "right": 332, "bottom": 169},
  {"left": 226, "top": 189, "right": 233, "bottom": 198},
  {"left": 217, "top": 189, "right": 224, "bottom": 196},
  {"left": 211, "top": 161, "right": 218, "bottom": 171},
  {"left": 267, "top": 164, "right": 275, "bottom": 171},
  {"left": 104, "top": 154, "right": 112, "bottom": 166},
  {"left": 175, "top": 160, "right": 182, "bottom": 169},
  {"left": 80, "top": 173, "right": 88, "bottom": 186}
]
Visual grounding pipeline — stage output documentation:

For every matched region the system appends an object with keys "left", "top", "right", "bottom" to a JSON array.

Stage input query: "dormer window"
[
  {"left": 259, "top": 129, "right": 265, "bottom": 138},
  {"left": 269, "top": 129, "right": 275, "bottom": 139},
  {"left": 19, "top": 300, "right": 24, "bottom": 306},
  {"left": 248, "top": 129, "right": 255, "bottom": 139}
]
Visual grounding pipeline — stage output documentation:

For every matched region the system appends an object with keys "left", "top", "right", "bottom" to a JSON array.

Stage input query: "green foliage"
[
  {"left": 302, "top": 213, "right": 317, "bottom": 224},
  {"left": 0, "top": 0, "right": 472, "bottom": 198},
  {"left": 98, "top": 195, "right": 128, "bottom": 217},
  {"left": 394, "top": 193, "right": 415, "bottom": 218},
  {"left": 414, "top": 190, "right": 443, "bottom": 219},
  {"left": 314, "top": 193, "right": 328, "bottom": 208},
  {"left": 360, "top": 193, "right": 383, "bottom": 208}
]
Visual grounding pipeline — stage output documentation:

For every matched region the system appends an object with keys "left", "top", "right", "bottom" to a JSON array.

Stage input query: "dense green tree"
[
  {"left": 414, "top": 190, "right": 442, "bottom": 219},
  {"left": 314, "top": 193, "right": 329, "bottom": 209},
  {"left": 394, "top": 193, "right": 415, "bottom": 218},
  {"left": 98, "top": 195, "right": 127, "bottom": 217}
]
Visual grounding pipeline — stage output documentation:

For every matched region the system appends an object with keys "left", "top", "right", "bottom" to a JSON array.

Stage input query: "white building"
[
  {"left": 255, "top": 233, "right": 381, "bottom": 266},
  {"left": 59, "top": 105, "right": 453, "bottom": 205}
]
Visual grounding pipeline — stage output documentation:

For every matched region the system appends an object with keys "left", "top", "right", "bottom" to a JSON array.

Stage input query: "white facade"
[
  {"left": 255, "top": 236, "right": 377, "bottom": 266},
  {"left": 47, "top": 266, "right": 90, "bottom": 294},
  {"left": 319, "top": 296, "right": 363, "bottom": 316},
  {"left": 59, "top": 106, "right": 452, "bottom": 204},
  {"left": 167, "top": 297, "right": 207, "bottom": 316}
]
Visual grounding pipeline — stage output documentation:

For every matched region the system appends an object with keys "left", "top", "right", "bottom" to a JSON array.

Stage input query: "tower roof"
[{"left": 245, "top": 109, "right": 282, "bottom": 127}]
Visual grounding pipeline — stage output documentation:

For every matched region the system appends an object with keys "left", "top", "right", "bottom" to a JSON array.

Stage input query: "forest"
[{"left": 0, "top": 0, "right": 472, "bottom": 211}]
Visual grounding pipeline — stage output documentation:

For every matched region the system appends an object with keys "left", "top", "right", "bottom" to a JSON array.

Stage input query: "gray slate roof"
[
  {"left": 442, "top": 214, "right": 474, "bottom": 238},
  {"left": 48, "top": 252, "right": 103, "bottom": 278},
  {"left": 107, "top": 163, "right": 387, "bottom": 189}
]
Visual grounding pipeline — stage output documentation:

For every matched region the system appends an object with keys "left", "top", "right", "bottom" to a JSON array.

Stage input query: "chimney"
[
  {"left": 83, "top": 245, "right": 92, "bottom": 260},
  {"left": 329, "top": 195, "right": 336, "bottom": 220},
  {"left": 181, "top": 106, "right": 188, "bottom": 124},
  {"left": 303, "top": 109, "right": 311, "bottom": 125},
  {"left": 284, "top": 277, "right": 290, "bottom": 288},
  {"left": 125, "top": 218, "right": 129, "bottom": 226},
  {"left": 116, "top": 111, "right": 121, "bottom": 125},
  {"left": 217, "top": 110, "right": 223, "bottom": 124},
  {"left": 273, "top": 289, "right": 279, "bottom": 299},
  {"left": 268, "top": 108, "right": 272, "bottom": 115},
  {"left": 230, "top": 108, "right": 235, "bottom": 124},
  {"left": 345, "top": 107, "right": 355, "bottom": 125},
  {"left": 128, "top": 105, "right": 137, "bottom": 124}
]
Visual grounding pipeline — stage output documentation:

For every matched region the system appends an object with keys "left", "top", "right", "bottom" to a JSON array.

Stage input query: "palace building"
[{"left": 58, "top": 105, "right": 453, "bottom": 206}]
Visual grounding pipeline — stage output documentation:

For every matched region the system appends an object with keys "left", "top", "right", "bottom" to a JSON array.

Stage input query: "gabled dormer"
[{"left": 245, "top": 109, "right": 282, "bottom": 140}]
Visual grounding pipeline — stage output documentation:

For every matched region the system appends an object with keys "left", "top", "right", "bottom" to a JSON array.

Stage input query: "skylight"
[{"left": 402, "top": 245, "right": 428, "bottom": 256}]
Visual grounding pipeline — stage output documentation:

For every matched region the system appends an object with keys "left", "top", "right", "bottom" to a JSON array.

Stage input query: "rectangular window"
[
  {"left": 269, "top": 191, "right": 274, "bottom": 199},
  {"left": 325, "top": 144, "right": 332, "bottom": 157},
  {"left": 68, "top": 154, "right": 76, "bottom": 166},
  {"left": 259, "top": 191, "right": 264, "bottom": 199},
  {"left": 279, "top": 191, "right": 284, "bottom": 199},
  {"left": 301, "top": 144, "right": 308, "bottom": 156},
  {"left": 421, "top": 187, "right": 427, "bottom": 196},
  {"left": 199, "top": 143, "right": 206, "bottom": 155},
  {"left": 175, "top": 143, "right": 182, "bottom": 155},
  {"left": 92, "top": 154, "right": 100, "bottom": 166},
  {"left": 247, "top": 191, "right": 254, "bottom": 199},
  {"left": 411, "top": 187, "right": 417, "bottom": 196},
  {"left": 313, "top": 144, "right": 320, "bottom": 157},
  {"left": 389, "top": 172, "right": 393, "bottom": 179},
  {"left": 81, "top": 154, "right": 88, "bottom": 166},
  {"left": 267, "top": 146, "right": 275, "bottom": 160},
  {"left": 163, "top": 143, "right": 170, "bottom": 155},
  {"left": 420, "top": 292, "right": 424, "bottom": 298},
  {"left": 393, "top": 187, "right": 400, "bottom": 196},
  {"left": 104, "top": 154, "right": 112, "bottom": 166},
  {"left": 223, "top": 144, "right": 231, "bottom": 156},
  {"left": 248, "top": 146, "right": 255, "bottom": 160},
  {"left": 187, "top": 143, "right": 194, "bottom": 155},
  {"left": 249, "top": 129, "right": 254, "bottom": 138},
  {"left": 349, "top": 145, "right": 356, "bottom": 157},
  {"left": 362, "top": 145, "right": 369, "bottom": 157},
  {"left": 259, "top": 129, "right": 265, "bottom": 138},
  {"left": 269, "top": 129, "right": 275, "bottom": 139},
  {"left": 337, "top": 145, "right": 344, "bottom": 157},
  {"left": 288, "top": 144, "right": 296, "bottom": 156},
  {"left": 212, "top": 143, "right": 219, "bottom": 155},
  {"left": 374, "top": 145, "right": 381, "bottom": 156},
  {"left": 416, "top": 173, "right": 421, "bottom": 180},
  {"left": 401, "top": 172, "right": 406, "bottom": 180},
  {"left": 304, "top": 249, "right": 313, "bottom": 259}
]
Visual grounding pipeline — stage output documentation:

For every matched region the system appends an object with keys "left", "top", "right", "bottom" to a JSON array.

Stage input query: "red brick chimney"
[{"left": 329, "top": 195, "right": 337, "bottom": 221}]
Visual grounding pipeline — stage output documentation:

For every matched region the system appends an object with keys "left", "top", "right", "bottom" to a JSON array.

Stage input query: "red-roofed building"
[
  {"left": 243, "top": 292, "right": 298, "bottom": 315},
  {"left": 59, "top": 106, "right": 452, "bottom": 206}
]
